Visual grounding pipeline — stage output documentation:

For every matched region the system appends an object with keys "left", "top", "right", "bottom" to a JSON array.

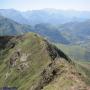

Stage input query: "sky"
[{"left": 0, "top": 0, "right": 90, "bottom": 11}]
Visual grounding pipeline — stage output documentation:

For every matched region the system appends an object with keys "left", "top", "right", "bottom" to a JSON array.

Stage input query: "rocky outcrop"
[
  {"left": 9, "top": 49, "right": 29, "bottom": 71},
  {"left": 33, "top": 60, "right": 61, "bottom": 90},
  {"left": 45, "top": 40, "right": 71, "bottom": 62},
  {"left": 0, "top": 33, "right": 89, "bottom": 90}
]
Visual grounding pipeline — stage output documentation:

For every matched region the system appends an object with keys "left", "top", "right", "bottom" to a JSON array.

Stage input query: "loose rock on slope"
[{"left": 0, "top": 33, "right": 89, "bottom": 90}]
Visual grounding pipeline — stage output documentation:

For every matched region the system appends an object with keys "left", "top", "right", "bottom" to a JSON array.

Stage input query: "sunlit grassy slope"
[
  {"left": 0, "top": 33, "right": 51, "bottom": 89},
  {"left": 55, "top": 43, "right": 90, "bottom": 85},
  {"left": 0, "top": 33, "right": 89, "bottom": 90},
  {"left": 55, "top": 43, "right": 90, "bottom": 61}
]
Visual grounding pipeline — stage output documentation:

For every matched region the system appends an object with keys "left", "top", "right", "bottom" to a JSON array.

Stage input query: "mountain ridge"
[
  {"left": 0, "top": 33, "right": 89, "bottom": 90},
  {"left": 0, "top": 16, "right": 69, "bottom": 44},
  {"left": 1, "top": 9, "right": 90, "bottom": 25}
]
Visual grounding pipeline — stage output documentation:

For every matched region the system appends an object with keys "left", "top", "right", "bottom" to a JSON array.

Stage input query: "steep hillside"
[
  {"left": 55, "top": 43, "right": 90, "bottom": 61},
  {"left": 0, "top": 16, "right": 32, "bottom": 35},
  {"left": 59, "top": 20, "right": 90, "bottom": 44},
  {"left": 0, "top": 9, "right": 28, "bottom": 24},
  {"left": 0, "top": 33, "right": 89, "bottom": 90},
  {"left": 0, "top": 36, "right": 14, "bottom": 49},
  {"left": 0, "top": 17, "right": 69, "bottom": 44},
  {"left": 33, "top": 24, "right": 69, "bottom": 44}
]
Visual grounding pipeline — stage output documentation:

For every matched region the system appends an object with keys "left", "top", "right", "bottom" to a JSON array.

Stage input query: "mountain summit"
[{"left": 0, "top": 33, "right": 89, "bottom": 90}]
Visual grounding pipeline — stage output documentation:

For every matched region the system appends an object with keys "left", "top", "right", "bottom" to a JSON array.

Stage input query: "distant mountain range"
[
  {"left": 0, "top": 9, "right": 90, "bottom": 25},
  {"left": 0, "top": 9, "right": 90, "bottom": 44},
  {"left": 0, "top": 16, "right": 69, "bottom": 44},
  {"left": 0, "top": 9, "right": 28, "bottom": 24},
  {"left": 0, "top": 16, "right": 32, "bottom": 35},
  {"left": 59, "top": 20, "right": 90, "bottom": 44}
]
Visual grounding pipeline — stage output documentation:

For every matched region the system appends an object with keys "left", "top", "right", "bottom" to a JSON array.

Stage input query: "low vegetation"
[{"left": 0, "top": 33, "right": 89, "bottom": 90}]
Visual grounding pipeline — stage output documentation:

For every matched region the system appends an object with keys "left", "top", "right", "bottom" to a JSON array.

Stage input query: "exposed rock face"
[
  {"left": 30, "top": 57, "right": 89, "bottom": 90},
  {"left": 20, "top": 53, "right": 29, "bottom": 62},
  {"left": 33, "top": 60, "right": 61, "bottom": 90},
  {"left": 10, "top": 51, "right": 20, "bottom": 67},
  {"left": 45, "top": 40, "right": 71, "bottom": 62},
  {"left": 0, "top": 33, "right": 89, "bottom": 90},
  {"left": 9, "top": 50, "right": 29, "bottom": 72}
]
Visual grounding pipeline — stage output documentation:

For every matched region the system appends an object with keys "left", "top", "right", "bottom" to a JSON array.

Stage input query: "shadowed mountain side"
[{"left": 0, "top": 16, "right": 69, "bottom": 44}]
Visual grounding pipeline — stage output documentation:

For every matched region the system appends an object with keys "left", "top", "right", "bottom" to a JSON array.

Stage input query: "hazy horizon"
[{"left": 0, "top": 0, "right": 90, "bottom": 11}]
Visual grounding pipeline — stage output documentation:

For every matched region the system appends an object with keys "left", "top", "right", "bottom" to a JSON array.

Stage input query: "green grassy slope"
[
  {"left": 0, "top": 33, "right": 89, "bottom": 90},
  {"left": 55, "top": 43, "right": 90, "bottom": 86},
  {"left": 55, "top": 43, "right": 90, "bottom": 61},
  {"left": 74, "top": 61, "right": 90, "bottom": 85},
  {"left": 0, "top": 33, "right": 51, "bottom": 89},
  {"left": 0, "top": 16, "right": 32, "bottom": 36}
]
